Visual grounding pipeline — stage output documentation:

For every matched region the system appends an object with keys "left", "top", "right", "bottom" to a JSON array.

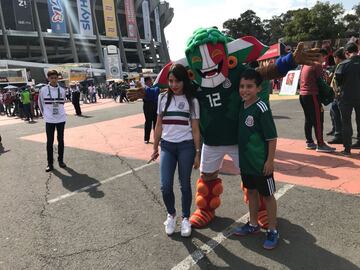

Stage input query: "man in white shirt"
[{"left": 39, "top": 70, "right": 67, "bottom": 172}]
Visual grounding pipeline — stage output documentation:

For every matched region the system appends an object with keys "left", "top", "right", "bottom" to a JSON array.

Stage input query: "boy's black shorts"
[{"left": 241, "top": 173, "right": 276, "bottom": 196}]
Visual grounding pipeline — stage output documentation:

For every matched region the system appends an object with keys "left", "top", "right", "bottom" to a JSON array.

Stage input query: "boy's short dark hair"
[
  {"left": 334, "top": 47, "right": 345, "bottom": 60},
  {"left": 344, "top": 42, "right": 359, "bottom": 54},
  {"left": 47, "top": 70, "right": 59, "bottom": 77},
  {"left": 240, "top": 68, "right": 263, "bottom": 86}
]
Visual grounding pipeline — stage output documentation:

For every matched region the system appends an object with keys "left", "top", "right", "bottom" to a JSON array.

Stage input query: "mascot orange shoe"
[{"left": 190, "top": 178, "right": 223, "bottom": 228}]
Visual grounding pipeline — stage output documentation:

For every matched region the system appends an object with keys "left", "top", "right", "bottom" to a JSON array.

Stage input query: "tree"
[
  {"left": 344, "top": 4, "right": 360, "bottom": 37},
  {"left": 263, "top": 15, "right": 285, "bottom": 44},
  {"left": 283, "top": 8, "right": 313, "bottom": 43},
  {"left": 282, "top": 2, "right": 345, "bottom": 43},
  {"left": 223, "top": 10, "right": 268, "bottom": 42},
  {"left": 307, "top": 2, "right": 345, "bottom": 40}
]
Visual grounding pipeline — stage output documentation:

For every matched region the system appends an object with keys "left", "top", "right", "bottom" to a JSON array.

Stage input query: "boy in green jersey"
[{"left": 234, "top": 69, "right": 279, "bottom": 250}]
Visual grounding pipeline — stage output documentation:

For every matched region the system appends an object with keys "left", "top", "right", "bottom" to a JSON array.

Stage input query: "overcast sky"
[{"left": 164, "top": 0, "right": 357, "bottom": 60}]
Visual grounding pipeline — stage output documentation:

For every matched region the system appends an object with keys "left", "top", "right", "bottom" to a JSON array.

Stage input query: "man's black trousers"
[{"left": 46, "top": 122, "right": 65, "bottom": 165}]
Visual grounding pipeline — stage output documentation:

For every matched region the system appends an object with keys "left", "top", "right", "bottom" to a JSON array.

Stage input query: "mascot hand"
[
  {"left": 127, "top": 87, "right": 145, "bottom": 102},
  {"left": 293, "top": 42, "right": 321, "bottom": 66}
]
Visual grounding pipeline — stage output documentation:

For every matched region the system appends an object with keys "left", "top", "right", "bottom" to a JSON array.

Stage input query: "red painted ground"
[{"left": 22, "top": 113, "right": 360, "bottom": 195}]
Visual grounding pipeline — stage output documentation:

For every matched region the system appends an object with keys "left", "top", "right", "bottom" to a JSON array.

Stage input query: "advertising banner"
[
  {"left": 0, "top": 69, "right": 28, "bottom": 84},
  {"left": 142, "top": 0, "right": 151, "bottom": 40},
  {"left": 47, "top": 0, "right": 67, "bottom": 33},
  {"left": 124, "top": 0, "right": 137, "bottom": 39},
  {"left": 154, "top": 6, "right": 161, "bottom": 42},
  {"left": 13, "top": 0, "right": 34, "bottom": 31},
  {"left": 279, "top": 70, "right": 301, "bottom": 96},
  {"left": 104, "top": 46, "right": 123, "bottom": 81},
  {"left": 77, "top": 0, "right": 93, "bottom": 35},
  {"left": 102, "top": 0, "right": 117, "bottom": 37}
]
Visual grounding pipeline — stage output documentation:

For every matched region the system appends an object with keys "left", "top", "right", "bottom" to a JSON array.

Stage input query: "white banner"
[
  {"left": 104, "top": 46, "right": 123, "bottom": 80},
  {"left": 142, "top": 0, "right": 151, "bottom": 41},
  {"left": 154, "top": 6, "right": 161, "bottom": 42},
  {"left": 279, "top": 70, "right": 301, "bottom": 96},
  {"left": 77, "top": 0, "right": 93, "bottom": 35}
]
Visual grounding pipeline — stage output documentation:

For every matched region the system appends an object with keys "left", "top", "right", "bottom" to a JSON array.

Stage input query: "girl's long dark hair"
[{"left": 162, "top": 63, "right": 195, "bottom": 117}]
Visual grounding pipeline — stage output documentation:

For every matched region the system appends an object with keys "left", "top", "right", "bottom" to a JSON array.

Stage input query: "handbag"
[{"left": 317, "top": 77, "right": 334, "bottom": 106}]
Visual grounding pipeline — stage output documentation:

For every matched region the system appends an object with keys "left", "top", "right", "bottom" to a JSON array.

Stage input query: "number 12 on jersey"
[{"left": 206, "top": 93, "right": 222, "bottom": 107}]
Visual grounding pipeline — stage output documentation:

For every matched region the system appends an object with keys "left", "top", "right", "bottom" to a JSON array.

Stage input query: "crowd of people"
[
  {"left": 0, "top": 78, "right": 137, "bottom": 121},
  {"left": 299, "top": 41, "right": 360, "bottom": 156}
]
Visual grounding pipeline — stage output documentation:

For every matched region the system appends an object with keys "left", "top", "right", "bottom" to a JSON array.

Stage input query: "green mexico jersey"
[
  {"left": 193, "top": 65, "right": 272, "bottom": 146},
  {"left": 238, "top": 99, "right": 277, "bottom": 176},
  {"left": 194, "top": 66, "right": 244, "bottom": 146}
]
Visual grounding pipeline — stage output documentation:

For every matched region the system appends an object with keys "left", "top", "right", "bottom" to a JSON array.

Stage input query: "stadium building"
[{"left": 0, "top": 0, "right": 173, "bottom": 81}]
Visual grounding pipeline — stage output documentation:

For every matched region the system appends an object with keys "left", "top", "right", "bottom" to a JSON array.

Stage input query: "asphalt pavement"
[{"left": 0, "top": 97, "right": 359, "bottom": 270}]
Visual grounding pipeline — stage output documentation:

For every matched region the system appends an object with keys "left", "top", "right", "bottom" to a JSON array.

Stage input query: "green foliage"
[
  {"left": 223, "top": 10, "right": 269, "bottom": 43},
  {"left": 222, "top": 1, "right": 358, "bottom": 45}
]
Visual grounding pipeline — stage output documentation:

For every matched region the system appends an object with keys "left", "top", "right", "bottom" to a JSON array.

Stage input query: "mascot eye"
[
  {"left": 211, "top": 49, "right": 223, "bottom": 58},
  {"left": 192, "top": 56, "right": 202, "bottom": 63}
]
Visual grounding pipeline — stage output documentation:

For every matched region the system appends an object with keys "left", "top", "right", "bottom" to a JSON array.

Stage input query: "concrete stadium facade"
[{"left": 0, "top": 0, "right": 173, "bottom": 73}]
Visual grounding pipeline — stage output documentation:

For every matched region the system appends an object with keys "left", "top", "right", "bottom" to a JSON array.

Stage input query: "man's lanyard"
[{"left": 48, "top": 85, "right": 61, "bottom": 104}]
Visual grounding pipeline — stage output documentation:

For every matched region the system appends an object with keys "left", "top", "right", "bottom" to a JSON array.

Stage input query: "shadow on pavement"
[
  {"left": 231, "top": 218, "right": 359, "bottom": 270},
  {"left": 273, "top": 115, "right": 291, "bottom": 120},
  {"left": 0, "top": 143, "right": 10, "bottom": 155},
  {"left": 77, "top": 115, "right": 93, "bottom": 118},
  {"left": 52, "top": 166, "right": 105, "bottom": 199},
  {"left": 168, "top": 216, "right": 265, "bottom": 269},
  {"left": 276, "top": 149, "right": 360, "bottom": 180}
]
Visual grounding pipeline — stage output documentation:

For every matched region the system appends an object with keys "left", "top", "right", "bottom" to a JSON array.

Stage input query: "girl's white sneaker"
[
  {"left": 181, "top": 218, "right": 192, "bottom": 237},
  {"left": 164, "top": 214, "right": 176, "bottom": 235}
]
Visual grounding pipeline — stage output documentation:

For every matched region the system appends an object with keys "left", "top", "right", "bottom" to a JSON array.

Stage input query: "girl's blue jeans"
[{"left": 160, "top": 139, "right": 195, "bottom": 218}]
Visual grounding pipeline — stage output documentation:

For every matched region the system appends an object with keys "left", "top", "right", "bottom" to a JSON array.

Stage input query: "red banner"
[{"left": 124, "top": 0, "right": 137, "bottom": 39}]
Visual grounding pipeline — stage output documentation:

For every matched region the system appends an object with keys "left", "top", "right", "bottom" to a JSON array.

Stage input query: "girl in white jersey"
[{"left": 151, "top": 64, "right": 201, "bottom": 237}]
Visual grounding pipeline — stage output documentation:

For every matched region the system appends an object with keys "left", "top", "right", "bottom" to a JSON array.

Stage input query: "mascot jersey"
[{"left": 193, "top": 64, "right": 245, "bottom": 146}]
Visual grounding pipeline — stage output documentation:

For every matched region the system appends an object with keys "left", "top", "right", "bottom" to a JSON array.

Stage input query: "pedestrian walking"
[
  {"left": 70, "top": 83, "right": 82, "bottom": 116},
  {"left": 143, "top": 77, "right": 160, "bottom": 144},
  {"left": 151, "top": 64, "right": 201, "bottom": 237},
  {"left": 21, "top": 87, "right": 33, "bottom": 122},
  {"left": 39, "top": 70, "right": 67, "bottom": 172}
]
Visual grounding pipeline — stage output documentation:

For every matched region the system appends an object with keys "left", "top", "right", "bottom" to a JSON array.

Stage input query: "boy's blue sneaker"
[
  {"left": 263, "top": 229, "right": 279, "bottom": 250},
  {"left": 233, "top": 222, "right": 260, "bottom": 236}
]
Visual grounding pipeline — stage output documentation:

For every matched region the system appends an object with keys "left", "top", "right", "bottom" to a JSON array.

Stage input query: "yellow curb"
[{"left": 270, "top": 94, "right": 299, "bottom": 101}]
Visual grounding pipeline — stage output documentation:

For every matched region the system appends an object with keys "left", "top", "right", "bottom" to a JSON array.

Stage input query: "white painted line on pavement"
[
  {"left": 48, "top": 163, "right": 156, "bottom": 204},
  {"left": 172, "top": 184, "right": 295, "bottom": 270}
]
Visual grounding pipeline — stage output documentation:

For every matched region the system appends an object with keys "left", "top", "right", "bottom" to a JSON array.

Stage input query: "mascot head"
[{"left": 185, "top": 28, "right": 233, "bottom": 88}]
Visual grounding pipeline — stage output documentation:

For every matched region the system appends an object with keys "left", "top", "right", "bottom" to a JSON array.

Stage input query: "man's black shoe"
[
  {"left": 58, "top": 161, "right": 67, "bottom": 168},
  {"left": 328, "top": 137, "right": 343, "bottom": 144},
  {"left": 326, "top": 130, "right": 335, "bottom": 136},
  {"left": 340, "top": 149, "right": 351, "bottom": 156},
  {"left": 45, "top": 165, "right": 54, "bottom": 172},
  {"left": 351, "top": 141, "right": 360, "bottom": 149}
]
